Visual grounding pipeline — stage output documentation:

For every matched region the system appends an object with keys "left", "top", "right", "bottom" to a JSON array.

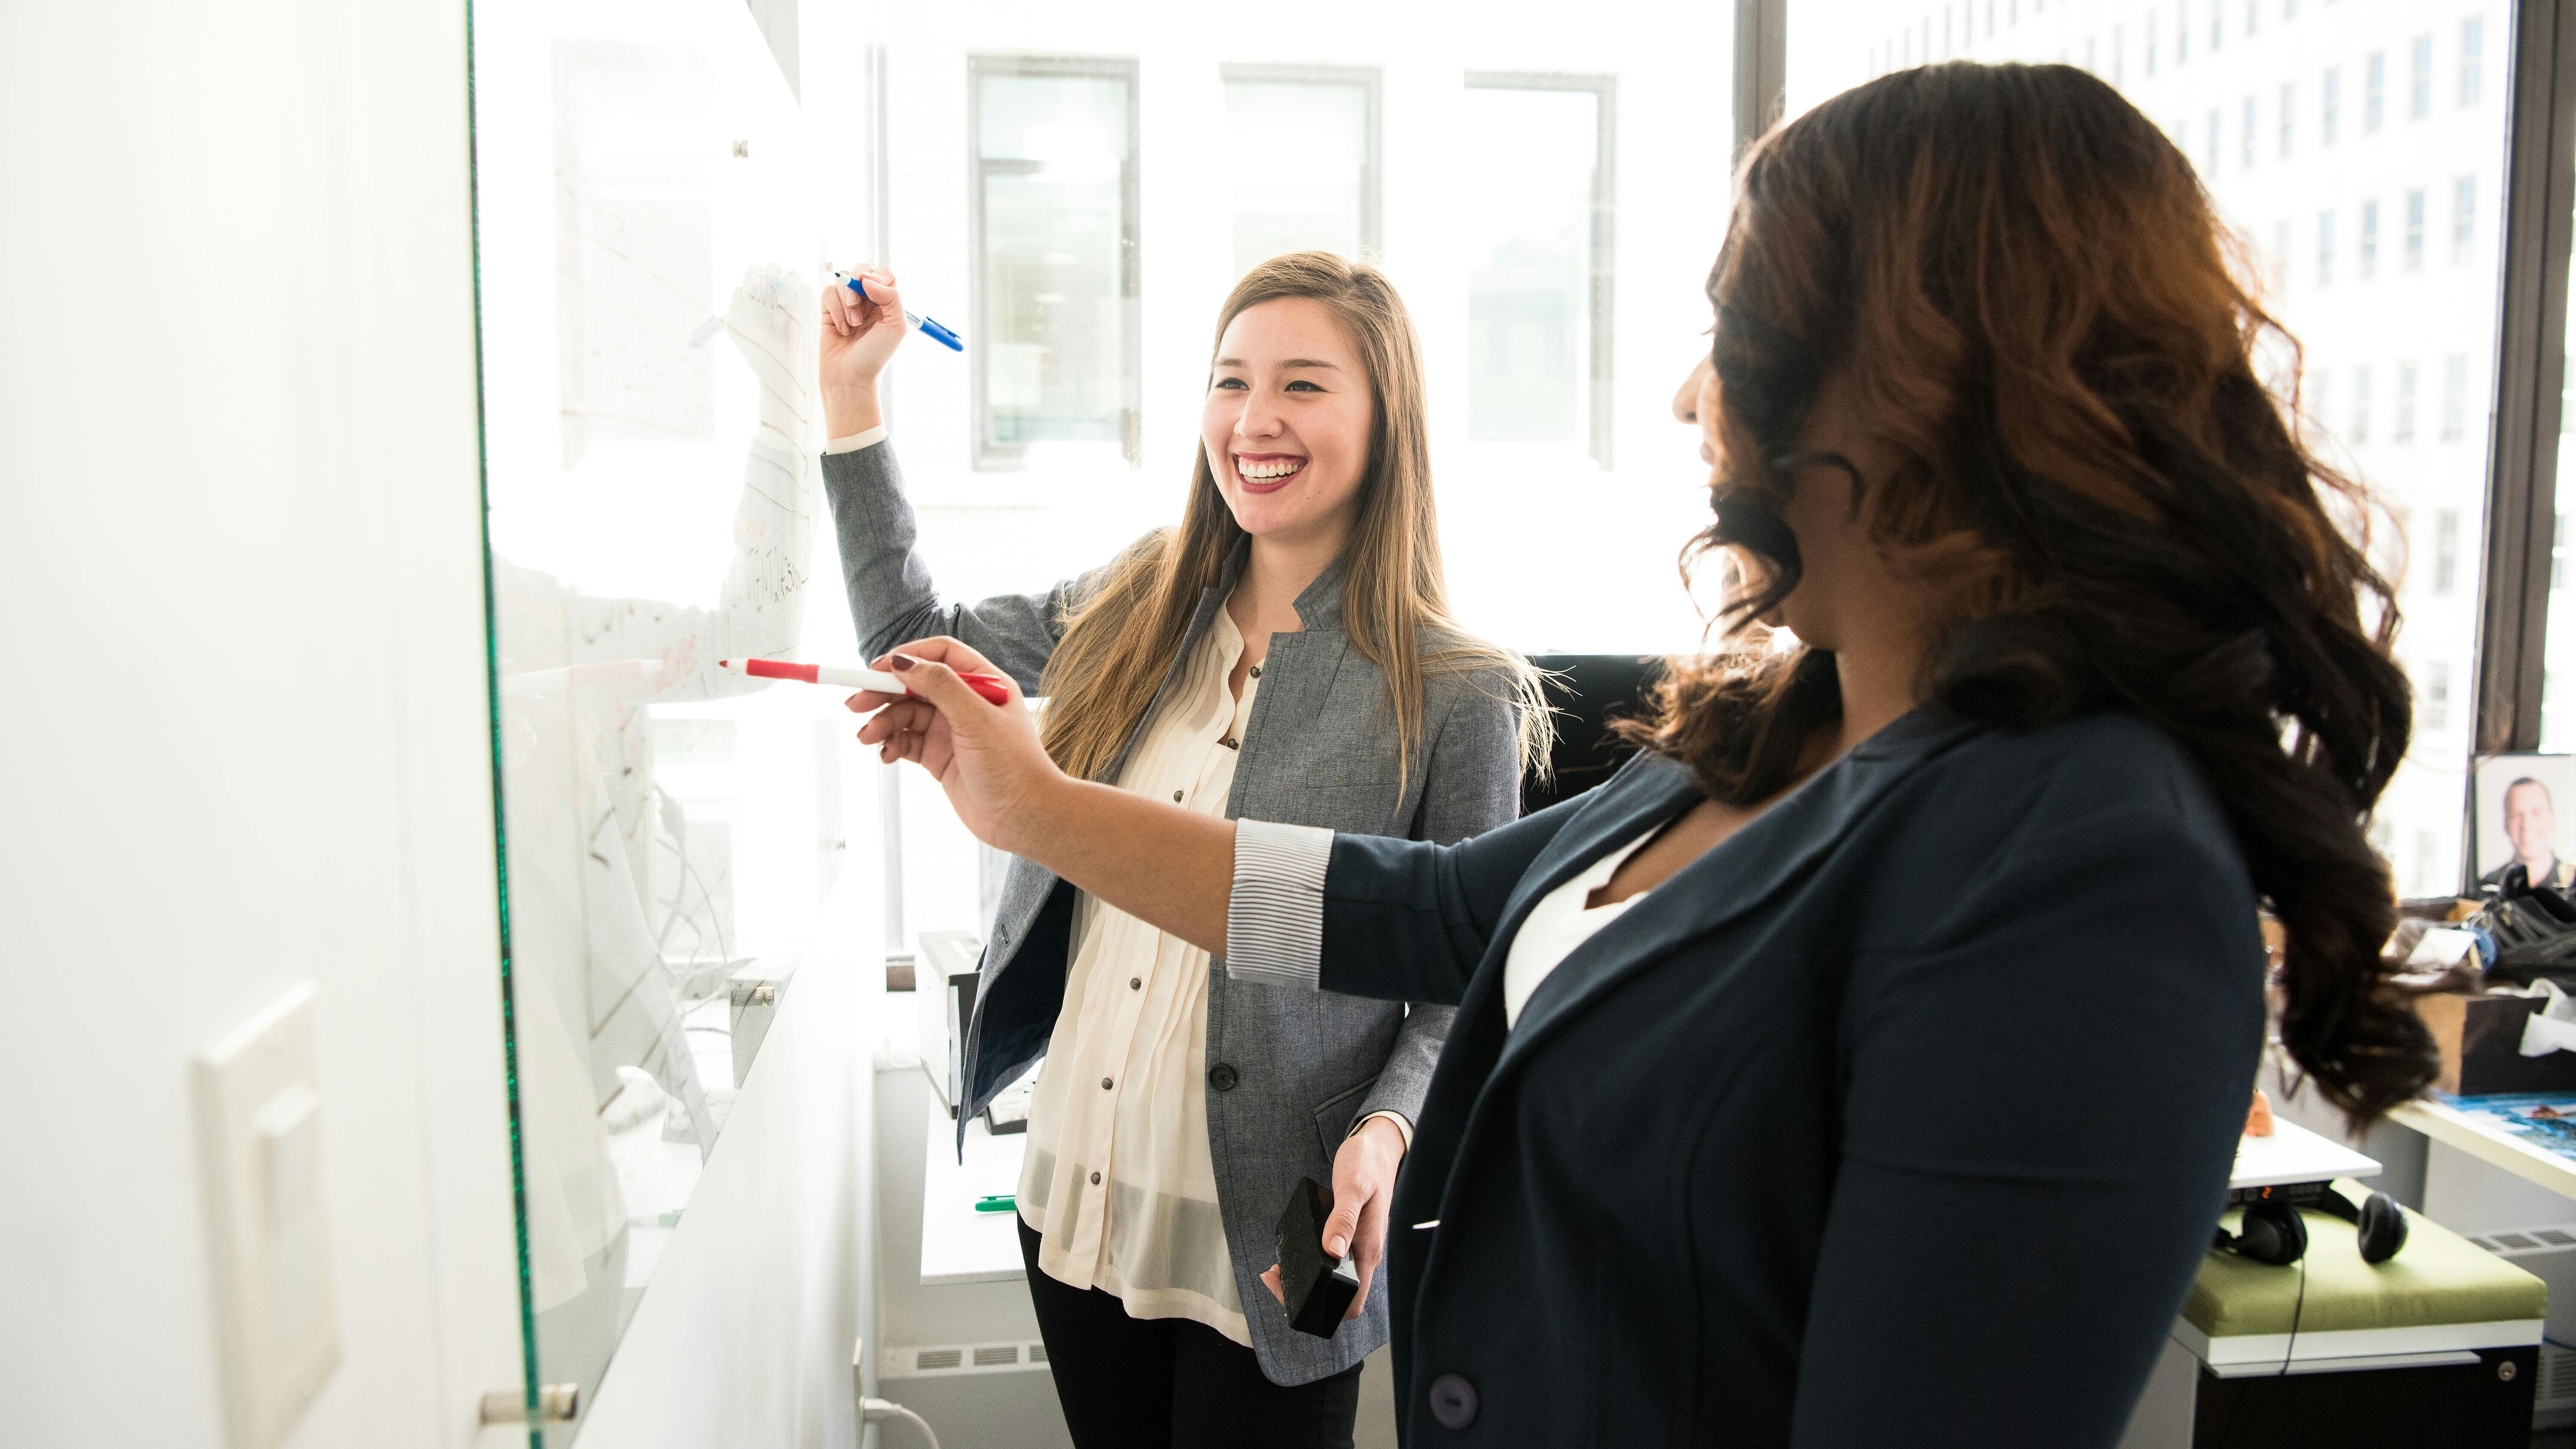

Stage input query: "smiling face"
[{"left": 1202, "top": 296, "right": 1376, "bottom": 549}]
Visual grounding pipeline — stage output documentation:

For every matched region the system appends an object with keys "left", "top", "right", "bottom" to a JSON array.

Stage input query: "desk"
[
  {"left": 2391, "top": 1098, "right": 2576, "bottom": 1204},
  {"left": 2230, "top": 1117, "right": 2380, "bottom": 1188},
  {"left": 919, "top": 1101, "right": 1029, "bottom": 1286}
]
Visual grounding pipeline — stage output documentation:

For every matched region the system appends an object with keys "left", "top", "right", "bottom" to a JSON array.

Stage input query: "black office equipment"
[
  {"left": 1521, "top": 654, "right": 1666, "bottom": 816},
  {"left": 1276, "top": 1177, "right": 1360, "bottom": 1339}
]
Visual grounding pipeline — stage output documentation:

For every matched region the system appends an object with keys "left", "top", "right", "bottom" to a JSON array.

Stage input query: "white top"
[
  {"left": 1500, "top": 825, "right": 1661, "bottom": 1028},
  {"left": 1017, "top": 606, "right": 1261, "bottom": 1343}
]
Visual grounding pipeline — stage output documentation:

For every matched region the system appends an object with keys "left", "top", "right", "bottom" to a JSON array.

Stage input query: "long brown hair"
[
  {"left": 1621, "top": 62, "right": 2434, "bottom": 1122},
  {"left": 1040, "top": 251, "right": 1547, "bottom": 787}
]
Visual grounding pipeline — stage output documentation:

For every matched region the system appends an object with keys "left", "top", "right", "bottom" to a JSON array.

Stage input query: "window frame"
[
  {"left": 964, "top": 53, "right": 1144, "bottom": 472},
  {"left": 1215, "top": 62, "right": 1385, "bottom": 266},
  {"left": 2473, "top": 0, "right": 2576, "bottom": 759},
  {"left": 1464, "top": 69, "right": 1621, "bottom": 470}
]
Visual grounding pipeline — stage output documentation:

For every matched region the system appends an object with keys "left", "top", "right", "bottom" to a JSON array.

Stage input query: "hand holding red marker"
[{"left": 720, "top": 656, "right": 1012, "bottom": 706}]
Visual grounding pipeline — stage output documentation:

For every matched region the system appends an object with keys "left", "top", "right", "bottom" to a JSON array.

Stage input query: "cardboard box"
[{"left": 2413, "top": 991, "right": 2576, "bottom": 1096}]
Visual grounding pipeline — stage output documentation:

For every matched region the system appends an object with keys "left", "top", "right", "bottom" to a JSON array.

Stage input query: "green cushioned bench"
[{"left": 2176, "top": 1181, "right": 2545, "bottom": 1374}]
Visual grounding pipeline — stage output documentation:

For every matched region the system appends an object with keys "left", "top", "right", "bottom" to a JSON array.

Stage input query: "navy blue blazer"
[{"left": 1315, "top": 708, "right": 2265, "bottom": 1446}]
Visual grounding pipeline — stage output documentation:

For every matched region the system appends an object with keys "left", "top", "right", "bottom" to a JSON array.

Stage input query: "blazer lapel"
[{"left": 1491, "top": 710, "right": 1981, "bottom": 1076}]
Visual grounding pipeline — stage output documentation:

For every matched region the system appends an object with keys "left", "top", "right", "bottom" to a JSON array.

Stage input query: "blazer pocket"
[{"left": 1311, "top": 1075, "right": 1380, "bottom": 1161}]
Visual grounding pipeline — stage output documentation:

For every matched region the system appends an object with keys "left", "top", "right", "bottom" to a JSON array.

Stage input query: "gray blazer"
[{"left": 822, "top": 442, "right": 1524, "bottom": 1384}]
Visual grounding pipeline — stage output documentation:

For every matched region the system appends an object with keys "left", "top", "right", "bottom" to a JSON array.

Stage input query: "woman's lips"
[{"left": 1234, "top": 454, "right": 1308, "bottom": 494}]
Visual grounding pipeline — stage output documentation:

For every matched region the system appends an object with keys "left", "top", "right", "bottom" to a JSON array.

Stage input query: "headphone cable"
[{"left": 2277, "top": 1245, "right": 2309, "bottom": 1377}]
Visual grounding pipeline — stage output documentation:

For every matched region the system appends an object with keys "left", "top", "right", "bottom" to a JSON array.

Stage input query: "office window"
[
  {"left": 2316, "top": 208, "right": 2335, "bottom": 286},
  {"left": 2278, "top": 82, "right": 2294, "bottom": 158},
  {"left": 1988, "top": 0, "right": 1996, "bottom": 41},
  {"left": 1463, "top": 74, "right": 1615, "bottom": 466},
  {"left": 2114, "top": 25, "right": 2125, "bottom": 86},
  {"left": 2460, "top": 16, "right": 2484, "bottom": 106},
  {"left": 1222, "top": 66, "right": 1380, "bottom": 277},
  {"left": 2274, "top": 219, "right": 2292, "bottom": 290},
  {"left": 2452, "top": 175, "right": 2477, "bottom": 264},
  {"left": 2241, "top": 95, "right": 2257, "bottom": 169},
  {"left": 970, "top": 58, "right": 1140, "bottom": 467},
  {"left": 2245, "top": 0, "right": 2257, "bottom": 37},
  {"left": 2087, "top": 36, "right": 2098, "bottom": 74},
  {"left": 2351, "top": 363, "right": 2372, "bottom": 444},
  {"left": 2147, "top": 11, "right": 2158, "bottom": 75},
  {"left": 2405, "top": 187, "right": 2426, "bottom": 271},
  {"left": 2410, "top": 33, "right": 2433, "bottom": 120},
  {"left": 2178, "top": 0, "right": 2191, "bottom": 62},
  {"left": 2365, "top": 51, "right": 2385, "bottom": 132},
  {"left": 2360, "top": 198, "right": 2379, "bottom": 277},
  {"left": 2442, "top": 354, "right": 2468, "bottom": 442},
  {"left": 2205, "top": 107, "right": 2222, "bottom": 174},
  {"left": 2425, "top": 665, "right": 2451, "bottom": 731},
  {"left": 2436, "top": 510, "right": 2460, "bottom": 594},
  {"left": 2395, "top": 360, "right": 2417, "bottom": 443},
  {"left": 2212, "top": 0, "right": 2224, "bottom": 50},
  {"left": 2321, "top": 66, "right": 2340, "bottom": 146}
]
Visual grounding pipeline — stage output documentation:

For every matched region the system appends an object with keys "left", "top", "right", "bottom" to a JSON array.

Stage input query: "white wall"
[{"left": 0, "top": 1, "right": 524, "bottom": 1444}]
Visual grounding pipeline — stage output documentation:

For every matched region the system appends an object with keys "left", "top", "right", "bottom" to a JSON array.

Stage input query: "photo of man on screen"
[{"left": 2481, "top": 775, "right": 2576, "bottom": 891}]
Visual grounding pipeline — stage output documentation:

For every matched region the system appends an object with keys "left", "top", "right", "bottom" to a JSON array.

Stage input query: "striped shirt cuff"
[
  {"left": 822, "top": 424, "right": 888, "bottom": 454},
  {"left": 1226, "top": 820, "right": 1334, "bottom": 988}
]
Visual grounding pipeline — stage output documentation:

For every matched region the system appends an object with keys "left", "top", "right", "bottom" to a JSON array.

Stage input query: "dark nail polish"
[{"left": 890, "top": 653, "right": 916, "bottom": 671}]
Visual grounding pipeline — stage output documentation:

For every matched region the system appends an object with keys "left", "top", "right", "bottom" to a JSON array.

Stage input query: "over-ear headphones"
[
  {"left": 2214, "top": 1197, "right": 2308, "bottom": 1264},
  {"left": 2212, "top": 1187, "right": 2408, "bottom": 1265}
]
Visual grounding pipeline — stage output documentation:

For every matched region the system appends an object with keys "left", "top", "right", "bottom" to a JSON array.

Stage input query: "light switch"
[{"left": 193, "top": 984, "right": 340, "bottom": 1449}]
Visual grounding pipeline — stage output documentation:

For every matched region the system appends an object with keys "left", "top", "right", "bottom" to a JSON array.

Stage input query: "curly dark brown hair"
[{"left": 1619, "top": 61, "right": 2436, "bottom": 1124}]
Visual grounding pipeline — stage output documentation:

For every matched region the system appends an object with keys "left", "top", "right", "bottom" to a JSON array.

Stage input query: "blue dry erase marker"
[{"left": 841, "top": 273, "right": 964, "bottom": 352}]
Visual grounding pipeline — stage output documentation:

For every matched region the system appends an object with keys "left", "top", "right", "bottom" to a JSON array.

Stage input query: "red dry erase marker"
[{"left": 719, "top": 656, "right": 1012, "bottom": 706}]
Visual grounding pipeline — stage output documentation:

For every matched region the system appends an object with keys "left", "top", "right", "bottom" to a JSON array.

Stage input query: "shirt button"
[
  {"left": 1428, "top": 1374, "right": 1479, "bottom": 1429},
  {"left": 1130, "top": 977, "right": 1142, "bottom": 990},
  {"left": 1220, "top": 736, "right": 1239, "bottom": 749},
  {"left": 1090, "top": 1171, "right": 1102, "bottom": 1185},
  {"left": 1100, "top": 1076, "right": 1114, "bottom": 1091},
  {"left": 1172, "top": 790, "right": 1184, "bottom": 802},
  {"left": 1208, "top": 1063, "right": 1238, "bottom": 1091},
  {"left": 1249, "top": 665, "right": 1261, "bottom": 678}
]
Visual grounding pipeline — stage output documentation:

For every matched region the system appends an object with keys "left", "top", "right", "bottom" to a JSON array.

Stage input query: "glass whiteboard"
[{"left": 468, "top": 0, "right": 835, "bottom": 1434}]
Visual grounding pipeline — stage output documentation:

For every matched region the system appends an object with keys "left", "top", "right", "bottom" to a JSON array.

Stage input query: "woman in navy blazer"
[{"left": 852, "top": 63, "right": 2437, "bottom": 1446}]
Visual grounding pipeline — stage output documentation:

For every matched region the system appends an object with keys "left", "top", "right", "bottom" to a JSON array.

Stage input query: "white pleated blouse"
[{"left": 1017, "top": 605, "right": 1260, "bottom": 1344}]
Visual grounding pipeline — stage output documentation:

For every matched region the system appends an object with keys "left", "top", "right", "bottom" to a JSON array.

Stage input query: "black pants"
[{"left": 1018, "top": 1218, "right": 1363, "bottom": 1449}]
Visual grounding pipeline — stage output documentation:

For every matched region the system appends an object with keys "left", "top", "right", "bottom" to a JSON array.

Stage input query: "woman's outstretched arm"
[{"left": 851, "top": 635, "right": 1568, "bottom": 1003}]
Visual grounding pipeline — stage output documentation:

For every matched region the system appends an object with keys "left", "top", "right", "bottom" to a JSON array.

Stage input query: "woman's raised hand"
[
  {"left": 819, "top": 263, "right": 905, "bottom": 435},
  {"left": 849, "top": 637, "right": 1058, "bottom": 853}
]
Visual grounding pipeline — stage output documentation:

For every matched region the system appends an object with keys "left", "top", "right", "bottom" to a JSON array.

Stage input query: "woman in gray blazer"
[{"left": 817, "top": 251, "right": 1538, "bottom": 1447}]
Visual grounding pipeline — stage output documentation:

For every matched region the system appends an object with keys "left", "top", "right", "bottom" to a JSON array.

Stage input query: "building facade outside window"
[
  {"left": 2396, "top": 359, "right": 2418, "bottom": 444},
  {"left": 2442, "top": 354, "right": 2468, "bottom": 442},
  {"left": 2405, "top": 185, "right": 2426, "bottom": 271},
  {"left": 2410, "top": 32, "right": 2433, "bottom": 120},
  {"left": 2460, "top": 15, "right": 2484, "bottom": 106},
  {"left": 2241, "top": 93, "right": 2257, "bottom": 167},
  {"left": 2316, "top": 208, "right": 2335, "bottom": 286},
  {"left": 2453, "top": 175, "right": 2477, "bottom": 264},
  {"left": 2278, "top": 80, "right": 2294, "bottom": 156},
  {"left": 2361, "top": 197, "right": 2380, "bottom": 277},
  {"left": 2352, "top": 363, "right": 2373, "bottom": 444},
  {"left": 2366, "top": 49, "right": 2384, "bottom": 131},
  {"left": 2321, "top": 63, "right": 2339, "bottom": 144}
]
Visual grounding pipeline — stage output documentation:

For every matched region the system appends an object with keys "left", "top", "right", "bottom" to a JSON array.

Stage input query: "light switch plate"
[{"left": 192, "top": 983, "right": 340, "bottom": 1448}]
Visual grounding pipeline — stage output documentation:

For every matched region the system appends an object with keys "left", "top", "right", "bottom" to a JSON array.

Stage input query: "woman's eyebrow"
[{"left": 1212, "top": 357, "right": 1342, "bottom": 370}]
